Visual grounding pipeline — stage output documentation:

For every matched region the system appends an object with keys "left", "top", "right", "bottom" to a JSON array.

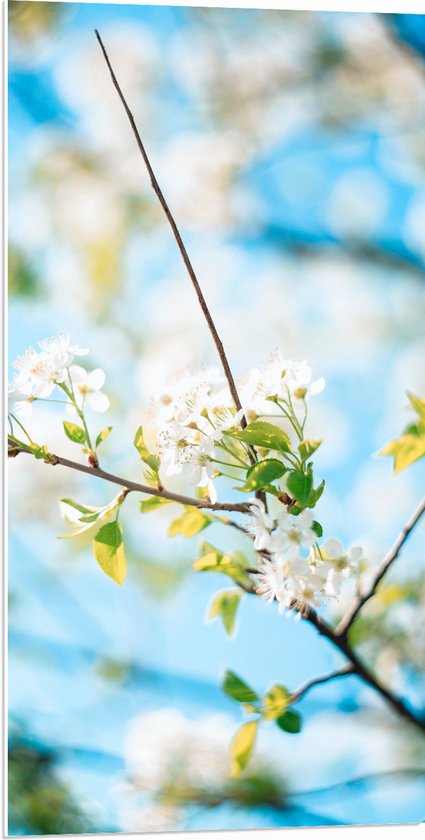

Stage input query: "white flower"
[
  {"left": 13, "top": 347, "right": 62, "bottom": 397},
  {"left": 320, "top": 537, "right": 363, "bottom": 598},
  {"left": 246, "top": 499, "right": 275, "bottom": 551},
  {"left": 238, "top": 351, "right": 325, "bottom": 417},
  {"left": 182, "top": 437, "right": 218, "bottom": 502},
  {"left": 8, "top": 381, "right": 34, "bottom": 420},
  {"left": 68, "top": 364, "right": 110, "bottom": 412},
  {"left": 285, "top": 360, "right": 325, "bottom": 403},
  {"left": 38, "top": 331, "right": 89, "bottom": 368},
  {"left": 256, "top": 557, "right": 288, "bottom": 612},
  {"left": 273, "top": 508, "right": 316, "bottom": 559}
]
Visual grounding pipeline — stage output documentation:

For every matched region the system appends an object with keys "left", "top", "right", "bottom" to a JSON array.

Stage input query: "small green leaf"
[
  {"left": 311, "top": 520, "right": 323, "bottom": 538},
  {"left": 240, "top": 459, "right": 286, "bottom": 492},
  {"left": 263, "top": 684, "right": 289, "bottom": 720},
  {"left": 208, "top": 589, "right": 243, "bottom": 635},
  {"left": 134, "top": 425, "right": 161, "bottom": 473},
  {"left": 231, "top": 720, "right": 259, "bottom": 777},
  {"left": 276, "top": 709, "right": 302, "bottom": 734},
  {"left": 223, "top": 670, "right": 259, "bottom": 703},
  {"left": 380, "top": 434, "right": 425, "bottom": 474},
  {"left": 63, "top": 421, "right": 86, "bottom": 445},
  {"left": 306, "top": 479, "right": 325, "bottom": 508},
  {"left": 96, "top": 426, "right": 112, "bottom": 448},
  {"left": 227, "top": 420, "right": 290, "bottom": 453},
  {"left": 140, "top": 496, "right": 174, "bottom": 513},
  {"left": 407, "top": 392, "right": 425, "bottom": 422},
  {"left": 93, "top": 521, "right": 127, "bottom": 585},
  {"left": 168, "top": 507, "right": 212, "bottom": 537},
  {"left": 298, "top": 438, "right": 322, "bottom": 461},
  {"left": 286, "top": 469, "right": 313, "bottom": 506},
  {"left": 59, "top": 497, "right": 95, "bottom": 516},
  {"left": 193, "top": 544, "right": 252, "bottom": 588}
]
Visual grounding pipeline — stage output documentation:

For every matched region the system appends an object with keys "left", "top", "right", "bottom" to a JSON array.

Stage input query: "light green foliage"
[
  {"left": 380, "top": 393, "right": 425, "bottom": 474},
  {"left": 194, "top": 543, "right": 252, "bottom": 588},
  {"left": 134, "top": 425, "right": 161, "bottom": 481},
  {"left": 140, "top": 495, "right": 174, "bottom": 513},
  {"left": 263, "top": 684, "right": 289, "bottom": 720},
  {"left": 222, "top": 670, "right": 259, "bottom": 703},
  {"left": 59, "top": 493, "right": 125, "bottom": 538},
  {"left": 208, "top": 589, "right": 243, "bottom": 635},
  {"left": 240, "top": 458, "right": 286, "bottom": 492},
  {"left": 168, "top": 507, "right": 212, "bottom": 537},
  {"left": 298, "top": 438, "right": 322, "bottom": 461},
  {"left": 226, "top": 420, "right": 290, "bottom": 453},
  {"left": 93, "top": 521, "right": 127, "bottom": 585},
  {"left": 230, "top": 720, "right": 259, "bottom": 777},
  {"left": 63, "top": 421, "right": 86, "bottom": 445},
  {"left": 95, "top": 426, "right": 112, "bottom": 448}
]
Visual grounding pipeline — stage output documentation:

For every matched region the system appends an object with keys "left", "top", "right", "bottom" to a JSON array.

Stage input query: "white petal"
[
  {"left": 323, "top": 537, "right": 344, "bottom": 559},
  {"left": 309, "top": 377, "right": 326, "bottom": 396},
  {"left": 86, "top": 391, "right": 110, "bottom": 413},
  {"left": 87, "top": 368, "right": 106, "bottom": 391},
  {"left": 68, "top": 364, "right": 87, "bottom": 384}
]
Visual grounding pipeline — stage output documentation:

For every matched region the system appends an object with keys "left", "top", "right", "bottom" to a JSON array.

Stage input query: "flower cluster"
[
  {"left": 249, "top": 499, "right": 363, "bottom": 614},
  {"left": 154, "top": 367, "right": 242, "bottom": 502},
  {"left": 8, "top": 332, "right": 109, "bottom": 420},
  {"left": 152, "top": 350, "right": 324, "bottom": 502}
]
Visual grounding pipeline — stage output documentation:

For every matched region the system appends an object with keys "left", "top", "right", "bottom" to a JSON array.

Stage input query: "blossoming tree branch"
[{"left": 8, "top": 31, "right": 425, "bottom": 776}]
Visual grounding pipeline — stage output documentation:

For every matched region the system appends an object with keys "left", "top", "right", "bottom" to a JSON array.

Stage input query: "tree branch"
[
  {"left": 289, "top": 665, "right": 355, "bottom": 704},
  {"left": 11, "top": 440, "right": 250, "bottom": 514},
  {"left": 336, "top": 495, "right": 425, "bottom": 638},
  {"left": 94, "top": 29, "right": 248, "bottom": 432},
  {"left": 298, "top": 603, "right": 425, "bottom": 733}
]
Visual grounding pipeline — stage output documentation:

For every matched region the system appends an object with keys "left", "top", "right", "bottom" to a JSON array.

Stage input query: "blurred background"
[{"left": 8, "top": 1, "right": 425, "bottom": 832}]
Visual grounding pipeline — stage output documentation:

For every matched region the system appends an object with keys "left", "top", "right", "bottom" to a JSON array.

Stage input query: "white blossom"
[
  {"left": 68, "top": 364, "right": 110, "bottom": 412},
  {"left": 8, "top": 381, "right": 34, "bottom": 420},
  {"left": 246, "top": 499, "right": 275, "bottom": 550}
]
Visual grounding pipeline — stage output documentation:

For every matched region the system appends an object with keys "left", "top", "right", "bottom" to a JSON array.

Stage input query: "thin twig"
[
  {"left": 336, "top": 495, "right": 425, "bottom": 638},
  {"left": 94, "top": 30, "right": 249, "bottom": 434},
  {"left": 289, "top": 665, "right": 355, "bottom": 703},
  {"left": 299, "top": 604, "right": 425, "bottom": 733},
  {"left": 12, "top": 441, "right": 250, "bottom": 514}
]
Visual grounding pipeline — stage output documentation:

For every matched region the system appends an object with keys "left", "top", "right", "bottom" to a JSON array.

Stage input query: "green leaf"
[
  {"left": 380, "top": 434, "right": 425, "bottom": 474},
  {"left": 59, "top": 497, "right": 96, "bottom": 516},
  {"left": 223, "top": 670, "right": 259, "bottom": 703},
  {"left": 168, "top": 507, "right": 212, "bottom": 537},
  {"left": 407, "top": 392, "right": 425, "bottom": 422},
  {"left": 306, "top": 479, "right": 325, "bottom": 508},
  {"left": 227, "top": 420, "right": 290, "bottom": 453},
  {"left": 240, "top": 459, "right": 286, "bottom": 492},
  {"left": 231, "top": 720, "right": 259, "bottom": 777},
  {"left": 208, "top": 589, "right": 243, "bottom": 635},
  {"left": 276, "top": 709, "right": 302, "bottom": 734},
  {"left": 311, "top": 520, "right": 323, "bottom": 538},
  {"left": 134, "top": 425, "right": 161, "bottom": 473},
  {"left": 59, "top": 492, "right": 126, "bottom": 539},
  {"left": 298, "top": 438, "right": 322, "bottom": 461},
  {"left": 63, "top": 421, "right": 86, "bottom": 445},
  {"left": 193, "top": 544, "right": 252, "bottom": 588},
  {"left": 286, "top": 469, "right": 313, "bottom": 506},
  {"left": 95, "top": 426, "right": 112, "bottom": 448},
  {"left": 140, "top": 496, "right": 174, "bottom": 513},
  {"left": 93, "top": 521, "right": 127, "bottom": 585},
  {"left": 263, "top": 684, "right": 289, "bottom": 720}
]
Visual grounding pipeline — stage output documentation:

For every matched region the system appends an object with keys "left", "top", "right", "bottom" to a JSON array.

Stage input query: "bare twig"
[
  {"left": 336, "top": 495, "right": 425, "bottom": 637},
  {"left": 94, "top": 30, "right": 248, "bottom": 433},
  {"left": 12, "top": 440, "right": 250, "bottom": 514},
  {"left": 299, "top": 604, "right": 425, "bottom": 733},
  {"left": 289, "top": 665, "right": 355, "bottom": 703}
]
